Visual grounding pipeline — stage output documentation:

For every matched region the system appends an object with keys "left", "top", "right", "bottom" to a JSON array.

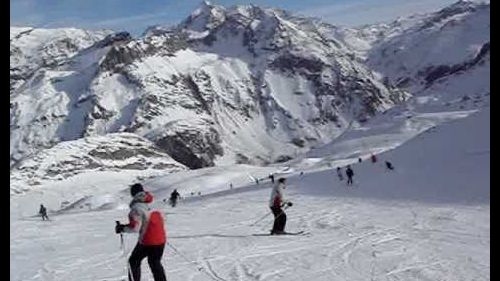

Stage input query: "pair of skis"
[{"left": 252, "top": 230, "right": 309, "bottom": 236}]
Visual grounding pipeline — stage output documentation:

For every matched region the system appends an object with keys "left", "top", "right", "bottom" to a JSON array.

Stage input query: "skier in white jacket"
[{"left": 269, "top": 178, "right": 292, "bottom": 234}]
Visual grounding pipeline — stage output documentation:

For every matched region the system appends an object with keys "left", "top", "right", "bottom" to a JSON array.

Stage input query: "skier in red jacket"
[
  {"left": 269, "top": 178, "right": 292, "bottom": 234},
  {"left": 116, "top": 183, "right": 167, "bottom": 281}
]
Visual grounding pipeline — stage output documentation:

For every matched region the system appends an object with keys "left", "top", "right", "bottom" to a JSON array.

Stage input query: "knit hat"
[{"left": 130, "top": 183, "right": 144, "bottom": 196}]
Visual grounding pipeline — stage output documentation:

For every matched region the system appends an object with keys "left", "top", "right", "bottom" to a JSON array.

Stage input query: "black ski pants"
[
  {"left": 169, "top": 197, "right": 177, "bottom": 207},
  {"left": 347, "top": 176, "right": 353, "bottom": 185},
  {"left": 270, "top": 206, "right": 287, "bottom": 233},
  {"left": 129, "top": 243, "right": 167, "bottom": 281}
]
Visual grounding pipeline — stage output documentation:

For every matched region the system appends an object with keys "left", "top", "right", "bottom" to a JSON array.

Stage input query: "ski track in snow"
[
  {"left": 11, "top": 107, "right": 489, "bottom": 281},
  {"left": 11, "top": 192, "right": 489, "bottom": 281}
]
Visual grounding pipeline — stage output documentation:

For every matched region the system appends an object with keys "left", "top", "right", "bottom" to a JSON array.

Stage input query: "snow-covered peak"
[
  {"left": 329, "top": 0, "right": 489, "bottom": 59},
  {"left": 193, "top": 0, "right": 215, "bottom": 16},
  {"left": 364, "top": 0, "right": 489, "bottom": 93},
  {"left": 415, "top": 0, "right": 489, "bottom": 31},
  {"left": 10, "top": 26, "right": 111, "bottom": 93},
  {"left": 181, "top": 2, "right": 290, "bottom": 36},
  {"left": 183, "top": 1, "right": 227, "bottom": 32}
]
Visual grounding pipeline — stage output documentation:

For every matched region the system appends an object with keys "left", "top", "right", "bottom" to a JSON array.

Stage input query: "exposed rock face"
[
  {"left": 422, "top": 42, "right": 489, "bottom": 85},
  {"left": 12, "top": 1, "right": 488, "bottom": 171},
  {"left": 10, "top": 133, "right": 187, "bottom": 192},
  {"left": 156, "top": 127, "right": 223, "bottom": 169}
]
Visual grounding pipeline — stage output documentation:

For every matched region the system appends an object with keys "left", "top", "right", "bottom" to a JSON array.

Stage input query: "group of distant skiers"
[
  {"left": 336, "top": 154, "right": 394, "bottom": 186},
  {"left": 336, "top": 166, "right": 355, "bottom": 185}
]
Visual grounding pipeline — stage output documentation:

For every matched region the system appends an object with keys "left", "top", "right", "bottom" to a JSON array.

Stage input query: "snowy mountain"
[
  {"left": 10, "top": 0, "right": 489, "bottom": 187},
  {"left": 10, "top": 27, "right": 112, "bottom": 93},
  {"left": 11, "top": 102, "right": 489, "bottom": 281},
  {"left": 10, "top": 1, "right": 489, "bottom": 280},
  {"left": 10, "top": 2, "right": 409, "bottom": 174},
  {"left": 331, "top": 0, "right": 490, "bottom": 101}
]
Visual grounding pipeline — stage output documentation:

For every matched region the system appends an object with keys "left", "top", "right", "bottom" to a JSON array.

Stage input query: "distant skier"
[
  {"left": 115, "top": 183, "right": 167, "bottom": 281},
  {"left": 230, "top": 183, "right": 233, "bottom": 189},
  {"left": 256, "top": 178, "right": 260, "bottom": 185},
  {"left": 269, "top": 174, "right": 275, "bottom": 183},
  {"left": 169, "top": 189, "right": 180, "bottom": 207},
  {"left": 385, "top": 161, "right": 394, "bottom": 170},
  {"left": 269, "top": 178, "right": 292, "bottom": 235},
  {"left": 39, "top": 204, "right": 49, "bottom": 221},
  {"left": 371, "top": 154, "right": 377, "bottom": 163},
  {"left": 346, "top": 165, "right": 354, "bottom": 186},
  {"left": 336, "top": 167, "right": 343, "bottom": 181},
  {"left": 358, "top": 157, "right": 362, "bottom": 163}
]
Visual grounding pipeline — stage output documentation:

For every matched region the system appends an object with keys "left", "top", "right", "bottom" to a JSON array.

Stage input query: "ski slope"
[{"left": 10, "top": 106, "right": 489, "bottom": 281}]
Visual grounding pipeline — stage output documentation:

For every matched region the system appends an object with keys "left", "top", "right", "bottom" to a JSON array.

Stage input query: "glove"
[
  {"left": 286, "top": 202, "right": 293, "bottom": 207},
  {"left": 115, "top": 223, "right": 125, "bottom": 234}
]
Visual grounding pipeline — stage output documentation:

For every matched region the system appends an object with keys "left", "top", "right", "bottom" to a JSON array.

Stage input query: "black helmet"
[{"left": 130, "top": 183, "right": 144, "bottom": 196}]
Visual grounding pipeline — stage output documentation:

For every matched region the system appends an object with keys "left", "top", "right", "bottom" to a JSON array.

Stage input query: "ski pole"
[
  {"left": 272, "top": 204, "right": 291, "bottom": 223},
  {"left": 250, "top": 204, "right": 290, "bottom": 226},
  {"left": 167, "top": 242, "right": 226, "bottom": 281},
  {"left": 115, "top": 221, "right": 132, "bottom": 280},
  {"left": 128, "top": 262, "right": 135, "bottom": 281},
  {"left": 116, "top": 221, "right": 124, "bottom": 250},
  {"left": 250, "top": 211, "right": 273, "bottom": 226}
]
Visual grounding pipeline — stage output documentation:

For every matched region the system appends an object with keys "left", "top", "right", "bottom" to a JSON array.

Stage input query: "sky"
[{"left": 11, "top": 0, "right": 460, "bottom": 36}]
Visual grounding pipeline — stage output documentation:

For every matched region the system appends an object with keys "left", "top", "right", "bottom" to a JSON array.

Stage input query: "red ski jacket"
[{"left": 123, "top": 191, "right": 166, "bottom": 245}]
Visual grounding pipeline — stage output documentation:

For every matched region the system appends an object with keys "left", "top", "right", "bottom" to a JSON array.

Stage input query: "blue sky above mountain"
[{"left": 11, "top": 0, "right": 461, "bottom": 35}]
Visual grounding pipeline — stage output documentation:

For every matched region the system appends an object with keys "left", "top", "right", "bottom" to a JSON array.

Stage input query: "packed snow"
[{"left": 11, "top": 106, "right": 489, "bottom": 281}]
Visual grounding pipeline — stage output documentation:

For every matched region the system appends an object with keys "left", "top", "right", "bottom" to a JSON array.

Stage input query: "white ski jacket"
[{"left": 269, "top": 182, "right": 286, "bottom": 208}]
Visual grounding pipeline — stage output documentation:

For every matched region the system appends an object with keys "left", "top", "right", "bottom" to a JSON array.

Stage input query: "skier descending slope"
[
  {"left": 269, "top": 178, "right": 293, "bottom": 235},
  {"left": 269, "top": 173, "right": 275, "bottom": 183},
  {"left": 169, "top": 189, "right": 180, "bottom": 207},
  {"left": 115, "top": 183, "right": 167, "bottom": 281},
  {"left": 385, "top": 161, "right": 395, "bottom": 170},
  {"left": 346, "top": 165, "right": 354, "bottom": 186},
  {"left": 39, "top": 204, "right": 49, "bottom": 221}
]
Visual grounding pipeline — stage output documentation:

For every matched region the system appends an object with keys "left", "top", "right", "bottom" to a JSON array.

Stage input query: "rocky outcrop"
[
  {"left": 422, "top": 42, "right": 490, "bottom": 85},
  {"left": 156, "top": 127, "right": 223, "bottom": 169},
  {"left": 10, "top": 133, "right": 186, "bottom": 189}
]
